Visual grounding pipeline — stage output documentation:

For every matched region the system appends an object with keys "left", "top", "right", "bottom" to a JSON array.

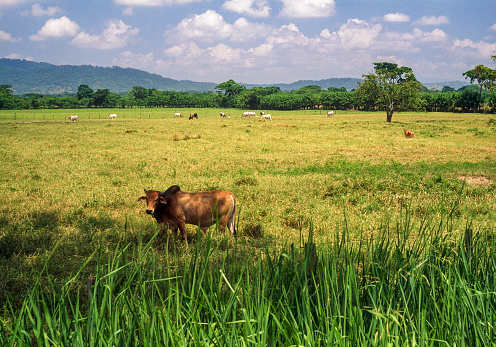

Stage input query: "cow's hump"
[{"left": 162, "top": 185, "right": 181, "bottom": 203}]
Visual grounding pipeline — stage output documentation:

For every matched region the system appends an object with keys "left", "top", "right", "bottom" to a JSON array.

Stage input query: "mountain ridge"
[{"left": 0, "top": 58, "right": 469, "bottom": 95}]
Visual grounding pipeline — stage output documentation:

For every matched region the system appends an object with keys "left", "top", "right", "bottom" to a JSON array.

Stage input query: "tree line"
[{"left": 1, "top": 59, "right": 495, "bottom": 120}]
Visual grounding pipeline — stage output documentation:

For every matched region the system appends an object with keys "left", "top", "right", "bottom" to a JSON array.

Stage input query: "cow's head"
[{"left": 138, "top": 189, "right": 167, "bottom": 215}]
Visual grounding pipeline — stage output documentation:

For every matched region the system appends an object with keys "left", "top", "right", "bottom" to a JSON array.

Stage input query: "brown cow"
[
  {"left": 404, "top": 129, "right": 414, "bottom": 138},
  {"left": 138, "top": 185, "right": 236, "bottom": 243}
]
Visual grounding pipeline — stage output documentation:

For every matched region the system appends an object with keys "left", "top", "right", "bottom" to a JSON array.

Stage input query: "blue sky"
[{"left": 1, "top": 0, "right": 495, "bottom": 84}]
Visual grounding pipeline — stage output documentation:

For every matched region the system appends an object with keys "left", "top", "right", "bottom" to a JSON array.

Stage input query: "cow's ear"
[
  {"left": 138, "top": 196, "right": 146, "bottom": 202},
  {"left": 158, "top": 196, "right": 168, "bottom": 205}
]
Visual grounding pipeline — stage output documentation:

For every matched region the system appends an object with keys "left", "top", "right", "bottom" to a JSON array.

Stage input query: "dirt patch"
[{"left": 458, "top": 175, "right": 493, "bottom": 187}]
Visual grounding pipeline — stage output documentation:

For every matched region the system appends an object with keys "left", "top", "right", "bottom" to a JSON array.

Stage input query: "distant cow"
[
  {"left": 404, "top": 129, "right": 414, "bottom": 138},
  {"left": 189, "top": 113, "right": 198, "bottom": 120},
  {"left": 261, "top": 114, "right": 272, "bottom": 121},
  {"left": 220, "top": 112, "right": 226, "bottom": 117},
  {"left": 68, "top": 115, "right": 79, "bottom": 122},
  {"left": 174, "top": 113, "right": 183, "bottom": 118},
  {"left": 108, "top": 114, "right": 117, "bottom": 120},
  {"left": 242, "top": 112, "right": 256, "bottom": 118},
  {"left": 327, "top": 111, "right": 334, "bottom": 117},
  {"left": 138, "top": 186, "right": 237, "bottom": 243}
]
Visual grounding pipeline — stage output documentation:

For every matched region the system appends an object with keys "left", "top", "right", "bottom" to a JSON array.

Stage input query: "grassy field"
[{"left": 0, "top": 108, "right": 495, "bottom": 344}]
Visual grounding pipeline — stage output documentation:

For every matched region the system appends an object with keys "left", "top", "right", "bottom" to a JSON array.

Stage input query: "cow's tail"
[{"left": 228, "top": 194, "right": 237, "bottom": 236}]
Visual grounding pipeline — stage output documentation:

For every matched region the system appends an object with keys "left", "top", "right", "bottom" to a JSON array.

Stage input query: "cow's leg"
[
  {"left": 170, "top": 227, "right": 178, "bottom": 239},
  {"left": 178, "top": 222, "right": 188, "bottom": 243}
]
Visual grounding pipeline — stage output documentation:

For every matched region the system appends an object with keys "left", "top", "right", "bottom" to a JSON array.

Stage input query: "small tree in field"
[{"left": 356, "top": 62, "right": 423, "bottom": 122}]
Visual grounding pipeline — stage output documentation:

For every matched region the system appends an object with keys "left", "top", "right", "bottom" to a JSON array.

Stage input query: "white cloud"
[
  {"left": 208, "top": 43, "right": 243, "bottom": 62},
  {"left": 71, "top": 19, "right": 139, "bottom": 49},
  {"left": 490, "top": 23, "right": 496, "bottom": 31},
  {"left": 29, "top": 16, "right": 80, "bottom": 41},
  {"left": 0, "top": 0, "right": 35, "bottom": 8},
  {"left": 166, "top": 10, "right": 273, "bottom": 44},
  {"left": 386, "top": 28, "right": 448, "bottom": 43},
  {"left": 164, "top": 41, "right": 203, "bottom": 58},
  {"left": 222, "top": 0, "right": 270, "bottom": 18},
  {"left": 122, "top": 7, "right": 134, "bottom": 15},
  {"left": 28, "top": 4, "right": 64, "bottom": 16},
  {"left": 113, "top": 0, "right": 201, "bottom": 5},
  {"left": 383, "top": 12, "right": 411, "bottom": 23},
  {"left": 412, "top": 15, "right": 450, "bottom": 26},
  {"left": 278, "top": 0, "right": 336, "bottom": 18},
  {"left": 4, "top": 53, "right": 34, "bottom": 60},
  {"left": 334, "top": 18, "right": 382, "bottom": 49},
  {"left": 0, "top": 30, "right": 21, "bottom": 42},
  {"left": 451, "top": 38, "right": 496, "bottom": 59}
]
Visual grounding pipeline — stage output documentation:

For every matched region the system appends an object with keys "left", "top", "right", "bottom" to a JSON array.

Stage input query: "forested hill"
[
  {"left": 1, "top": 58, "right": 365, "bottom": 95},
  {"left": 0, "top": 58, "right": 468, "bottom": 95},
  {"left": 0, "top": 59, "right": 217, "bottom": 95}
]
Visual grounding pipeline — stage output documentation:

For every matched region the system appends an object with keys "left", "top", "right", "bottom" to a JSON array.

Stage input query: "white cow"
[
  {"left": 326, "top": 111, "right": 334, "bottom": 117},
  {"left": 68, "top": 115, "right": 79, "bottom": 122},
  {"left": 108, "top": 114, "right": 117, "bottom": 119},
  {"left": 174, "top": 112, "right": 183, "bottom": 118},
  {"left": 242, "top": 112, "right": 256, "bottom": 118},
  {"left": 261, "top": 114, "right": 272, "bottom": 121}
]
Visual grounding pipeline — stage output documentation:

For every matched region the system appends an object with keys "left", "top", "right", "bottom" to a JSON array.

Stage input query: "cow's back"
[{"left": 175, "top": 191, "right": 229, "bottom": 224}]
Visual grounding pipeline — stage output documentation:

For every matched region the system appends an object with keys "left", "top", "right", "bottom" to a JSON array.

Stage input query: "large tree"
[
  {"left": 215, "top": 79, "right": 246, "bottom": 107},
  {"left": 463, "top": 64, "right": 496, "bottom": 111},
  {"left": 356, "top": 62, "right": 423, "bottom": 122}
]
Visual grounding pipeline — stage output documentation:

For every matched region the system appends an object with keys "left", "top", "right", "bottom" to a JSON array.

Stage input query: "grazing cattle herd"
[{"left": 138, "top": 186, "right": 237, "bottom": 243}]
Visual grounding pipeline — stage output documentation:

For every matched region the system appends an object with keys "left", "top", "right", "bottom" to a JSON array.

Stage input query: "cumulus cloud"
[
  {"left": 0, "top": 30, "right": 21, "bottom": 42},
  {"left": 412, "top": 15, "right": 450, "bottom": 26},
  {"left": 166, "top": 10, "right": 273, "bottom": 44},
  {"left": 278, "top": 0, "right": 336, "bottom": 18},
  {"left": 451, "top": 38, "right": 496, "bottom": 58},
  {"left": 386, "top": 28, "right": 448, "bottom": 43},
  {"left": 322, "top": 18, "right": 382, "bottom": 49},
  {"left": 29, "top": 16, "right": 80, "bottom": 41},
  {"left": 490, "top": 23, "right": 496, "bottom": 31},
  {"left": 222, "top": 0, "right": 270, "bottom": 18},
  {"left": 383, "top": 12, "right": 410, "bottom": 23},
  {"left": 113, "top": 0, "right": 201, "bottom": 5},
  {"left": 71, "top": 19, "right": 139, "bottom": 49}
]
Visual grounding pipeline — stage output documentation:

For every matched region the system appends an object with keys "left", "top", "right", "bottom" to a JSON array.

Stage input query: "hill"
[
  {"left": 0, "top": 58, "right": 469, "bottom": 95},
  {"left": 0, "top": 59, "right": 365, "bottom": 95},
  {"left": 0, "top": 59, "right": 217, "bottom": 95}
]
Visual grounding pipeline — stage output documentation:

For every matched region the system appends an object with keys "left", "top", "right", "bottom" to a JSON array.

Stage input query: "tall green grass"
[{"left": 1, "top": 207, "right": 494, "bottom": 345}]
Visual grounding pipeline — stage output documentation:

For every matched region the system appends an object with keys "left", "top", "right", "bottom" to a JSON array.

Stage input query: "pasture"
[{"left": 0, "top": 108, "right": 495, "bottom": 344}]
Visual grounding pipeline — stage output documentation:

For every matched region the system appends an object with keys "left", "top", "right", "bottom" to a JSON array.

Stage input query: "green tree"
[
  {"left": 295, "top": 85, "right": 322, "bottom": 94},
  {"left": 92, "top": 89, "right": 111, "bottom": 107},
  {"left": 356, "top": 62, "right": 424, "bottom": 122},
  {"left": 129, "top": 86, "right": 149, "bottom": 101},
  {"left": 462, "top": 64, "right": 496, "bottom": 111},
  {"left": 0, "top": 85, "right": 16, "bottom": 109},
  {"left": 215, "top": 79, "right": 246, "bottom": 107},
  {"left": 76, "top": 84, "right": 94, "bottom": 100}
]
